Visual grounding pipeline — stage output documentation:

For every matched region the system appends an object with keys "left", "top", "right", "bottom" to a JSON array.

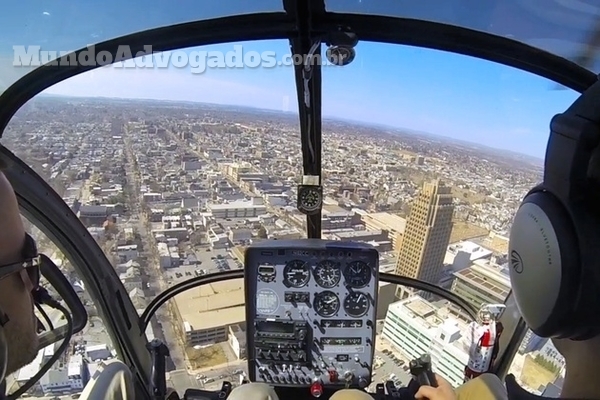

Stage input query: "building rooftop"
[
  {"left": 453, "top": 263, "right": 510, "bottom": 298},
  {"left": 336, "top": 230, "right": 383, "bottom": 238},
  {"left": 448, "top": 240, "right": 493, "bottom": 260},
  {"left": 175, "top": 280, "right": 246, "bottom": 330},
  {"left": 387, "top": 296, "right": 472, "bottom": 354},
  {"left": 67, "top": 354, "right": 83, "bottom": 377},
  {"left": 363, "top": 212, "right": 406, "bottom": 234},
  {"left": 209, "top": 198, "right": 265, "bottom": 210}
]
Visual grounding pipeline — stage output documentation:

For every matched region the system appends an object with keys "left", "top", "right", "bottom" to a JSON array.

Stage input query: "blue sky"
[
  {"left": 0, "top": 0, "right": 582, "bottom": 159},
  {"left": 38, "top": 40, "right": 579, "bottom": 159}
]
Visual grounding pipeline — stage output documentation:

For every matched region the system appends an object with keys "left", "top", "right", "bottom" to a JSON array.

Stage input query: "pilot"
[{"left": 0, "top": 166, "right": 41, "bottom": 394}]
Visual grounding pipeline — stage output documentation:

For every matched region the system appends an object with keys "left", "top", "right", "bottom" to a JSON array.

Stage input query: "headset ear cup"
[{"left": 509, "top": 191, "right": 580, "bottom": 338}]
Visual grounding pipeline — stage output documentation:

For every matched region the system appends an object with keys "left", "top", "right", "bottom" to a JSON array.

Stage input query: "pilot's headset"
[{"left": 509, "top": 79, "right": 600, "bottom": 340}]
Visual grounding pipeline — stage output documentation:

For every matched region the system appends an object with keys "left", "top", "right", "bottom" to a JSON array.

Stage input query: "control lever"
[
  {"left": 147, "top": 338, "right": 170, "bottom": 400},
  {"left": 409, "top": 354, "right": 438, "bottom": 388}
]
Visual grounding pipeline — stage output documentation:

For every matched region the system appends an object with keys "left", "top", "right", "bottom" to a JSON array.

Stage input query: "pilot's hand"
[{"left": 415, "top": 374, "right": 457, "bottom": 400}]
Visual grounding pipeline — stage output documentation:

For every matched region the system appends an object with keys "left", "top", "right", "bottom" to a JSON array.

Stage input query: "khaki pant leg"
[
  {"left": 456, "top": 374, "right": 508, "bottom": 400},
  {"left": 330, "top": 389, "right": 375, "bottom": 400},
  {"left": 227, "top": 383, "right": 280, "bottom": 400}
]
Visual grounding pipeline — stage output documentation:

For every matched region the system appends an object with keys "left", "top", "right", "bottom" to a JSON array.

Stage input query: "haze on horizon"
[
  {"left": 33, "top": 92, "right": 546, "bottom": 166},
  {"left": 16, "top": 40, "right": 578, "bottom": 160}
]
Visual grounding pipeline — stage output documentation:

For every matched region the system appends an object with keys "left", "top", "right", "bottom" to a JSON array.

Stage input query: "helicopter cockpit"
[{"left": 0, "top": 0, "right": 598, "bottom": 399}]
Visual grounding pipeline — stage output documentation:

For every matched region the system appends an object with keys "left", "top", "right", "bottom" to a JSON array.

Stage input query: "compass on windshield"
[{"left": 297, "top": 185, "right": 323, "bottom": 215}]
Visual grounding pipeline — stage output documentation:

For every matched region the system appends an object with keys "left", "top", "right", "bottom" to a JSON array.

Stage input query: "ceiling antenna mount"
[{"left": 325, "top": 27, "right": 358, "bottom": 66}]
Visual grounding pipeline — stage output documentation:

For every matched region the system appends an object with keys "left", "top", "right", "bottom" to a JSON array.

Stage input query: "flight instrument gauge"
[
  {"left": 314, "top": 260, "right": 341, "bottom": 288},
  {"left": 257, "top": 263, "right": 276, "bottom": 283},
  {"left": 283, "top": 260, "right": 311, "bottom": 288},
  {"left": 343, "top": 292, "right": 370, "bottom": 317},
  {"left": 314, "top": 291, "right": 340, "bottom": 317},
  {"left": 297, "top": 185, "right": 323, "bottom": 215},
  {"left": 344, "top": 261, "right": 372, "bottom": 288}
]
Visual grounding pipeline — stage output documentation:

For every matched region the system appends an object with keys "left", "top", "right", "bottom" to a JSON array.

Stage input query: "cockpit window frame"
[{"left": 0, "top": 4, "right": 595, "bottom": 137}]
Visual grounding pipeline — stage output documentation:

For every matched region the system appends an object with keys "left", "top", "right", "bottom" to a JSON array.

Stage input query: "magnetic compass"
[{"left": 297, "top": 185, "right": 323, "bottom": 215}]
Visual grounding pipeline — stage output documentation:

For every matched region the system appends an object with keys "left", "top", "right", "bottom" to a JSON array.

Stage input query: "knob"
[
  {"left": 344, "top": 371, "right": 353, "bottom": 381},
  {"left": 366, "top": 320, "right": 373, "bottom": 327},
  {"left": 358, "top": 377, "right": 368, "bottom": 389},
  {"left": 310, "top": 381, "right": 323, "bottom": 398},
  {"left": 328, "top": 370, "right": 338, "bottom": 382},
  {"left": 354, "top": 356, "right": 360, "bottom": 362}
]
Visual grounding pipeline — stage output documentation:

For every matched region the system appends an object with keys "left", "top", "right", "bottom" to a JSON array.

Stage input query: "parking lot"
[{"left": 164, "top": 246, "right": 242, "bottom": 285}]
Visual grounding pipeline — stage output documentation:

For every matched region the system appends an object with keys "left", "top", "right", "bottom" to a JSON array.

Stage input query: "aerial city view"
[{"left": 0, "top": 90, "right": 565, "bottom": 398}]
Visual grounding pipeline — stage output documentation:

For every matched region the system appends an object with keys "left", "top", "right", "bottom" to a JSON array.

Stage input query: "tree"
[
  {"left": 401, "top": 203, "right": 412, "bottom": 216},
  {"left": 189, "top": 230, "right": 203, "bottom": 245},
  {"left": 107, "top": 194, "right": 127, "bottom": 204},
  {"left": 257, "top": 226, "right": 268, "bottom": 239}
]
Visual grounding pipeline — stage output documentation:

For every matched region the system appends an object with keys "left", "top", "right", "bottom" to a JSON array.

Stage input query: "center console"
[
  {"left": 182, "top": 354, "right": 438, "bottom": 400},
  {"left": 244, "top": 239, "right": 379, "bottom": 395}
]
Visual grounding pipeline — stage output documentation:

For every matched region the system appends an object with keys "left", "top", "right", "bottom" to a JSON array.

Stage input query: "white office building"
[{"left": 382, "top": 296, "right": 470, "bottom": 387}]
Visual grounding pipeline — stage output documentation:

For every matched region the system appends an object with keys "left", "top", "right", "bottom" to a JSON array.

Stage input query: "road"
[
  {"left": 370, "top": 350, "right": 412, "bottom": 391},
  {"left": 123, "top": 126, "right": 187, "bottom": 372},
  {"left": 168, "top": 359, "right": 247, "bottom": 393}
]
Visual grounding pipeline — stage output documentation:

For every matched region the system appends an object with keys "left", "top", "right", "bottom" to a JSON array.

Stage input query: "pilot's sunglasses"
[{"left": 0, "top": 234, "right": 41, "bottom": 291}]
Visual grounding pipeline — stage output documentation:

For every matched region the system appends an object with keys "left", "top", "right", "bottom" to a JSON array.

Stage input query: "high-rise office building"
[
  {"left": 395, "top": 180, "right": 454, "bottom": 297},
  {"left": 382, "top": 296, "right": 469, "bottom": 387}
]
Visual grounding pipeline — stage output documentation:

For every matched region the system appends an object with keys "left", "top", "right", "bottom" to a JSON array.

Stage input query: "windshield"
[
  {"left": 1, "top": 0, "right": 600, "bottom": 94},
  {"left": 2, "top": 39, "right": 573, "bottom": 397}
]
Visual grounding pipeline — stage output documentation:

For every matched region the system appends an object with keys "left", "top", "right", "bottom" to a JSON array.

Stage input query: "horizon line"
[{"left": 36, "top": 92, "right": 544, "bottom": 163}]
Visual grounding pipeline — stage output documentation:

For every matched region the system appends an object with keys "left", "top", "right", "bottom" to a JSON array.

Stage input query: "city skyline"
[
  {"left": 33, "top": 92, "right": 547, "bottom": 165},
  {"left": 13, "top": 39, "right": 577, "bottom": 160}
]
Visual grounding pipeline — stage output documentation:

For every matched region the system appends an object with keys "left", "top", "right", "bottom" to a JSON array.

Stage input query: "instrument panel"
[{"left": 245, "top": 239, "right": 379, "bottom": 389}]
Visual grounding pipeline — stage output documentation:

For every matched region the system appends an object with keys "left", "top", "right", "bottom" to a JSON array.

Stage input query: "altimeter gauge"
[{"left": 314, "top": 260, "right": 341, "bottom": 288}]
